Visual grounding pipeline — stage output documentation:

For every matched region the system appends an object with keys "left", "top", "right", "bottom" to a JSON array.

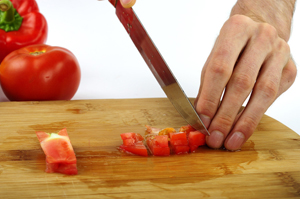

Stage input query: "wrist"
[{"left": 230, "top": 0, "right": 296, "bottom": 41}]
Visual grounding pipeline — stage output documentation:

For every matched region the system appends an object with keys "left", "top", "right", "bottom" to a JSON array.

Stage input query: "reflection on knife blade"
[{"left": 110, "top": 1, "right": 210, "bottom": 136}]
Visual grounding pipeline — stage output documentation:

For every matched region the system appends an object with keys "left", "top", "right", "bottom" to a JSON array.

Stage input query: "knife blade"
[{"left": 109, "top": 0, "right": 210, "bottom": 136}]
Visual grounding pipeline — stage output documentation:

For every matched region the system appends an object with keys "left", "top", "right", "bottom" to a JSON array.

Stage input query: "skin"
[{"left": 121, "top": 0, "right": 297, "bottom": 151}]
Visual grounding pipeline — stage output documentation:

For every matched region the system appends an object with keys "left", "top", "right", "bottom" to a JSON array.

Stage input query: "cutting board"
[{"left": 0, "top": 98, "right": 300, "bottom": 198}]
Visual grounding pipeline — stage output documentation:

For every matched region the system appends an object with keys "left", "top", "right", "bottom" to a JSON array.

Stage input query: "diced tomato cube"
[
  {"left": 172, "top": 145, "right": 190, "bottom": 154},
  {"left": 146, "top": 135, "right": 170, "bottom": 156},
  {"left": 120, "top": 132, "right": 144, "bottom": 146},
  {"left": 151, "top": 147, "right": 170, "bottom": 156},
  {"left": 119, "top": 132, "right": 148, "bottom": 156},
  {"left": 169, "top": 132, "right": 189, "bottom": 154},
  {"left": 154, "top": 135, "right": 169, "bottom": 147},
  {"left": 169, "top": 132, "right": 188, "bottom": 146},
  {"left": 188, "top": 131, "right": 206, "bottom": 152}
]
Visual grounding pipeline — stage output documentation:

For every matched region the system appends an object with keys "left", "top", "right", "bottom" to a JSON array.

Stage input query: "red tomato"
[
  {"left": 119, "top": 132, "right": 148, "bottom": 156},
  {"left": 0, "top": 44, "right": 81, "bottom": 101},
  {"left": 36, "top": 128, "right": 77, "bottom": 175},
  {"left": 146, "top": 135, "right": 170, "bottom": 156}
]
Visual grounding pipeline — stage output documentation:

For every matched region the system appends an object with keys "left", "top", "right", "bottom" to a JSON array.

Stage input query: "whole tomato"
[{"left": 0, "top": 44, "right": 81, "bottom": 101}]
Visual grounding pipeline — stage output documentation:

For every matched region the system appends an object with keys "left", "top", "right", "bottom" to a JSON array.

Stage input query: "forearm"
[{"left": 230, "top": 0, "right": 296, "bottom": 41}]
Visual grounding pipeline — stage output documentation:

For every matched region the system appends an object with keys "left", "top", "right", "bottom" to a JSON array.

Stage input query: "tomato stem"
[
  {"left": 0, "top": 0, "right": 23, "bottom": 32},
  {"left": 30, "top": 51, "right": 45, "bottom": 56}
]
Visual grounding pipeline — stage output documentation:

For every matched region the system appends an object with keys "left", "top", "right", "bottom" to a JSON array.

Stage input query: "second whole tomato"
[{"left": 0, "top": 44, "right": 81, "bottom": 101}]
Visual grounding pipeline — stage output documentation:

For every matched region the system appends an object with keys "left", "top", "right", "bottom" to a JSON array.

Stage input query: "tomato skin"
[{"left": 0, "top": 44, "right": 81, "bottom": 101}]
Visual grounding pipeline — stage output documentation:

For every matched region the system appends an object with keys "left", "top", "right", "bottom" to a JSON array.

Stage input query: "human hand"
[
  {"left": 120, "top": 0, "right": 136, "bottom": 8},
  {"left": 194, "top": 14, "right": 297, "bottom": 151}
]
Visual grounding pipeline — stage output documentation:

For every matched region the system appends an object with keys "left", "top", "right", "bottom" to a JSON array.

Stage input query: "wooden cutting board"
[{"left": 0, "top": 98, "right": 299, "bottom": 198}]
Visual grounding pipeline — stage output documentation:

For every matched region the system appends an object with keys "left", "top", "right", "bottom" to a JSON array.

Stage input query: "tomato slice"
[
  {"left": 119, "top": 132, "right": 148, "bottom": 156},
  {"left": 36, "top": 128, "right": 77, "bottom": 175},
  {"left": 146, "top": 135, "right": 170, "bottom": 156}
]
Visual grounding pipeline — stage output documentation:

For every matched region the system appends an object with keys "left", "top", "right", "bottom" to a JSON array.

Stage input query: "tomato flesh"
[
  {"left": 119, "top": 132, "right": 148, "bottom": 156},
  {"left": 188, "top": 131, "right": 206, "bottom": 152},
  {"left": 146, "top": 135, "right": 170, "bottom": 156},
  {"left": 36, "top": 128, "right": 77, "bottom": 175},
  {"left": 170, "top": 132, "right": 190, "bottom": 154}
]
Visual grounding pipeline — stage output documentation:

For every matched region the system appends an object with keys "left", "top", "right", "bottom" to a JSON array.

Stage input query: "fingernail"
[
  {"left": 207, "top": 130, "right": 224, "bottom": 149},
  {"left": 226, "top": 132, "right": 245, "bottom": 151},
  {"left": 199, "top": 114, "right": 211, "bottom": 128}
]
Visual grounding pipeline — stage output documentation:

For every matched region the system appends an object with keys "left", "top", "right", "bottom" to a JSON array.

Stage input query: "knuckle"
[
  {"left": 197, "top": 98, "right": 219, "bottom": 118},
  {"left": 258, "top": 23, "right": 278, "bottom": 41},
  {"left": 257, "top": 80, "right": 278, "bottom": 100},
  {"left": 276, "top": 39, "right": 290, "bottom": 55},
  {"left": 241, "top": 115, "right": 259, "bottom": 132},
  {"left": 231, "top": 73, "right": 254, "bottom": 92},
  {"left": 283, "top": 59, "right": 297, "bottom": 83},
  {"left": 208, "top": 58, "right": 231, "bottom": 78},
  {"left": 225, "top": 14, "right": 251, "bottom": 30},
  {"left": 215, "top": 113, "right": 234, "bottom": 132}
]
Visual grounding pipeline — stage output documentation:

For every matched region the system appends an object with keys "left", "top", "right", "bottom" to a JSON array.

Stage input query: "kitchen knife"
[{"left": 109, "top": 0, "right": 210, "bottom": 136}]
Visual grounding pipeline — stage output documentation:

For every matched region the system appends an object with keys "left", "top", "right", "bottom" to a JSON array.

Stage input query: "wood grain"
[{"left": 0, "top": 98, "right": 299, "bottom": 198}]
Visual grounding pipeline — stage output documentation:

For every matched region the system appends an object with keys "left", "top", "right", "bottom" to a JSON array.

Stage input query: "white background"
[{"left": 1, "top": 1, "right": 299, "bottom": 134}]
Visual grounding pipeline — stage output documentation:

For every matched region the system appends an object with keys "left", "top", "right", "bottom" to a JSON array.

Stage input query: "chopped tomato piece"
[
  {"left": 172, "top": 145, "right": 190, "bottom": 154},
  {"left": 36, "top": 128, "right": 78, "bottom": 175},
  {"left": 169, "top": 132, "right": 189, "bottom": 154},
  {"left": 119, "top": 132, "right": 148, "bottom": 156},
  {"left": 119, "top": 142, "right": 148, "bottom": 157},
  {"left": 146, "top": 135, "right": 170, "bottom": 156},
  {"left": 120, "top": 132, "right": 144, "bottom": 147},
  {"left": 188, "top": 131, "right": 206, "bottom": 152},
  {"left": 170, "top": 132, "right": 189, "bottom": 146},
  {"left": 179, "top": 125, "right": 196, "bottom": 135}
]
